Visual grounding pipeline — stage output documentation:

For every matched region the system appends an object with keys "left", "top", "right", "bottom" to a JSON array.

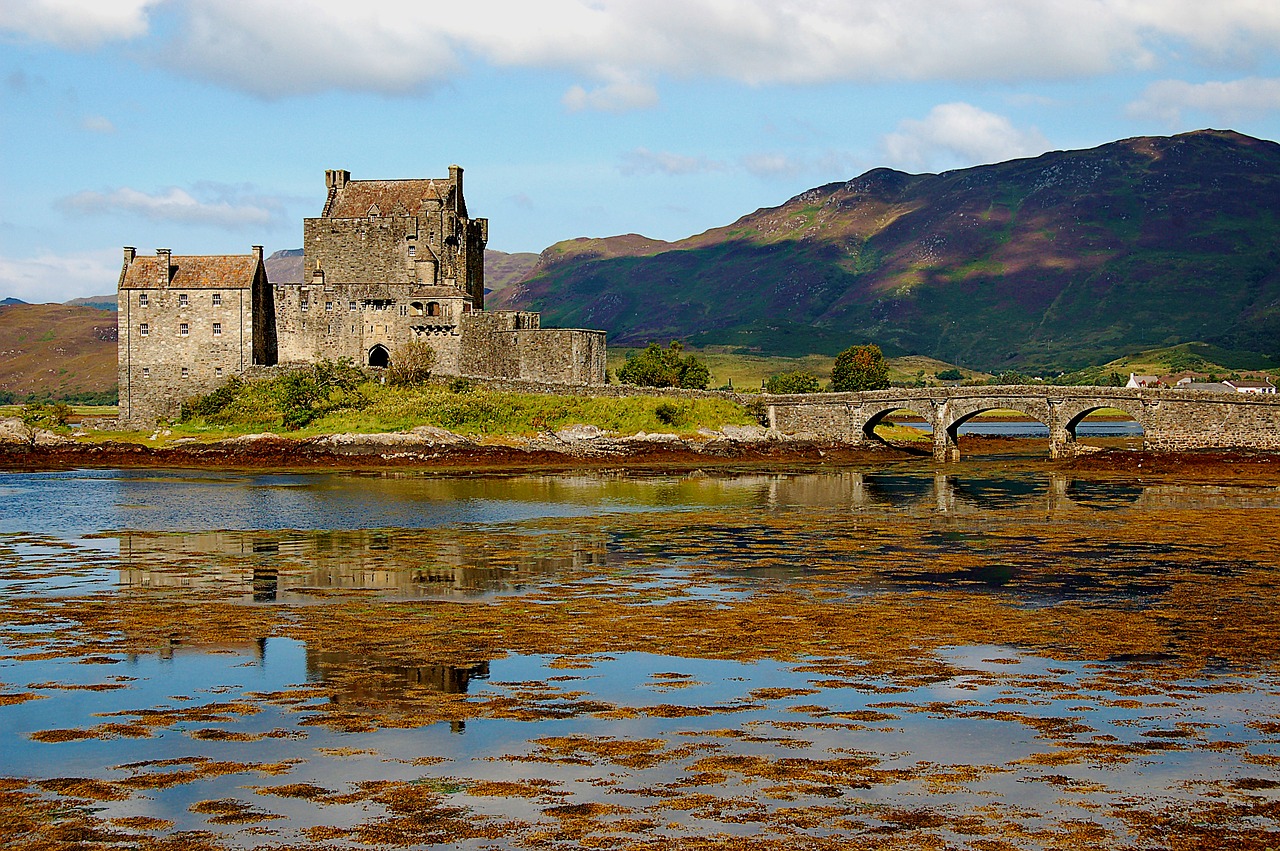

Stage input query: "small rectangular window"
[
  {"left": 399, "top": 305, "right": 408, "bottom": 316},
  {"left": 215, "top": 367, "right": 223, "bottom": 378},
  {"left": 181, "top": 367, "right": 189, "bottom": 378},
  {"left": 142, "top": 367, "right": 150, "bottom": 378},
  {"left": 180, "top": 322, "right": 189, "bottom": 336},
  {"left": 212, "top": 293, "right": 222, "bottom": 306},
  {"left": 349, "top": 300, "right": 357, "bottom": 312},
  {"left": 300, "top": 298, "right": 309, "bottom": 312},
  {"left": 212, "top": 322, "right": 222, "bottom": 336},
  {"left": 408, "top": 245, "right": 416, "bottom": 256},
  {"left": 325, "top": 301, "right": 333, "bottom": 312},
  {"left": 139, "top": 323, "right": 149, "bottom": 336},
  {"left": 178, "top": 293, "right": 189, "bottom": 307},
  {"left": 139, "top": 293, "right": 148, "bottom": 307}
]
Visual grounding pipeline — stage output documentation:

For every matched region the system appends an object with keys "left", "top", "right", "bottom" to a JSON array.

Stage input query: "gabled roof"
[
  {"left": 121, "top": 255, "right": 260, "bottom": 289},
  {"left": 326, "top": 179, "right": 452, "bottom": 218},
  {"left": 1224, "top": 378, "right": 1275, "bottom": 388}
]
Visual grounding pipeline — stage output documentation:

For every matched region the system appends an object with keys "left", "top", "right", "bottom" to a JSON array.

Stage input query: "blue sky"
[{"left": 3, "top": 0, "right": 1280, "bottom": 302}]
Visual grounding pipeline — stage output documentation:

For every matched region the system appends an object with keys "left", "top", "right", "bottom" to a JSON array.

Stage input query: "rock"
[
  {"left": 629, "top": 431, "right": 681, "bottom": 443},
  {"left": 0, "top": 417, "right": 27, "bottom": 444},
  {"left": 720, "top": 424, "right": 769, "bottom": 442},
  {"left": 554, "top": 424, "right": 606, "bottom": 442},
  {"left": 407, "top": 425, "right": 471, "bottom": 445},
  {"left": 33, "top": 430, "right": 73, "bottom": 447},
  {"left": 219, "top": 432, "right": 283, "bottom": 445}
]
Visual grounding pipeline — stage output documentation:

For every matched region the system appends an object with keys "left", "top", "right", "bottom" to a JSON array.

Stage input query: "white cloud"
[
  {"left": 11, "top": 1, "right": 1280, "bottom": 98},
  {"left": 81, "top": 114, "right": 115, "bottom": 133},
  {"left": 882, "top": 103, "right": 1051, "bottom": 172},
  {"left": 57, "top": 184, "right": 281, "bottom": 230},
  {"left": 619, "top": 148, "right": 724, "bottom": 176},
  {"left": 1127, "top": 77, "right": 1280, "bottom": 125},
  {"left": 741, "top": 153, "right": 801, "bottom": 178},
  {"left": 563, "top": 78, "right": 658, "bottom": 113},
  {"left": 0, "top": 247, "right": 121, "bottom": 303},
  {"left": 0, "top": 0, "right": 159, "bottom": 48}
]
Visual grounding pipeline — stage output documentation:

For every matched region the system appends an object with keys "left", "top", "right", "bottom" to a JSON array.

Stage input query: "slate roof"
[
  {"left": 121, "top": 255, "right": 259, "bottom": 290},
  {"left": 326, "top": 179, "right": 451, "bottom": 218}
]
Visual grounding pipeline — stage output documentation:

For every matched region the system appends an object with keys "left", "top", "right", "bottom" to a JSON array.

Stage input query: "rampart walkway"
[{"left": 765, "top": 385, "right": 1280, "bottom": 461}]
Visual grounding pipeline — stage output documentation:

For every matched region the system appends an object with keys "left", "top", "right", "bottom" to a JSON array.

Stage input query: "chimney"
[
  {"left": 449, "top": 164, "right": 462, "bottom": 204},
  {"left": 252, "top": 245, "right": 263, "bottom": 264},
  {"left": 325, "top": 169, "right": 350, "bottom": 190},
  {"left": 123, "top": 246, "right": 136, "bottom": 265},
  {"left": 156, "top": 248, "right": 171, "bottom": 287}
]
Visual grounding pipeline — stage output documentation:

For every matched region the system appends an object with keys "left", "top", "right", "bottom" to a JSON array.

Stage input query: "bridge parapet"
[{"left": 765, "top": 385, "right": 1280, "bottom": 461}]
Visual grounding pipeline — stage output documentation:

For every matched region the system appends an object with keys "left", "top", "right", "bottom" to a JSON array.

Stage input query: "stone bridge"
[{"left": 765, "top": 385, "right": 1280, "bottom": 461}]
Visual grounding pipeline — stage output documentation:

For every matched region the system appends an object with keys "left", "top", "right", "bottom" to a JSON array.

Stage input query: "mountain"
[
  {"left": 0, "top": 303, "right": 118, "bottom": 400},
  {"left": 265, "top": 248, "right": 304, "bottom": 285},
  {"left": 496, "top": 130, "right": 1280, "bottom": 372},
  {"left": 1, "top": 297, "right": 26, "bottom": 306},
  {"left": 66, "top": 295, "right": 118, "bottom": 311}
]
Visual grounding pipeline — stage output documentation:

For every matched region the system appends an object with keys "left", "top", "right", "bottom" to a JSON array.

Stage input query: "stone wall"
[{"left": 118, "top": 281, "right": 262, "bottom": 428}]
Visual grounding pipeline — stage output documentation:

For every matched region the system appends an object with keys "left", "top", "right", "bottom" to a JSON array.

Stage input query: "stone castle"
[{"left": 117, "top": 166, "right": 606, "bottom": 426}]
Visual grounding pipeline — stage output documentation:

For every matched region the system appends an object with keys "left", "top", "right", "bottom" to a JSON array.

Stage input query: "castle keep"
[{"left": 118, "top": 166, "right": 606, "bottom": 426}]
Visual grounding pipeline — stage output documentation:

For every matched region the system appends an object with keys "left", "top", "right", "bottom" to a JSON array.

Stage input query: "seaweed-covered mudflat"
[{"left": 2, "top": 464, "right": 1279, "bottom": 849}]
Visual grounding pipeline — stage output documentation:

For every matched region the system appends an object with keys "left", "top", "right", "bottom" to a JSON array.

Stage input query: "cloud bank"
[
  {"left": 57, "top": 184, "right": 282, "bottom": 230},
  {"left": 882, "top": 103, "right": 1051, "bottom": 171},
  {"left": 1128, "top": 78, "right": 1280, "bottom": 125},
  {"left": 5, "top": 0, "right": 1280, "bottom": 104}
]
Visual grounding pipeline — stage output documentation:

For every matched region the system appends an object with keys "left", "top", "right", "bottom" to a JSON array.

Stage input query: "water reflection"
[{"left": 117, "top": 528, "right": 612, "bottom": 600}]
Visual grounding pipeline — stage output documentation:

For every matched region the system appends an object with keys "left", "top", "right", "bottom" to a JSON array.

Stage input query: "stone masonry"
[{"left": 766, "top": 385, "right": 1280, "bottom": 461}]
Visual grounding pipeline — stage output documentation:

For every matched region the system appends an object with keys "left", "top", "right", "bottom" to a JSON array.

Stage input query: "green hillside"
[{"left": 496, "top": 130, "right": 1280, "bottom": 373}]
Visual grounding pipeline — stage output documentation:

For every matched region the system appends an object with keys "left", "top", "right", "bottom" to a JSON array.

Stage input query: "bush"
[
  {"left": 386, "top": 340, "right": 436, "bottom": 387},
  {"left": 830, "top": 344, "right": 889, "bottom": 391},
  {"left": 654, "top": 402, "right": 689, "bottom": 426},
  {"left": 617, "top": 341, "right": 710, "bottom": 390},
  {"left": 181, "top": 377, "right": 243, "bottom": 421},
  {"left": 764, "top": 371, "right": 821, "bottom": 394},
  {"left": 448, "top": 377, "right": 477, "bottom": 394},
  {"left": 935, "top": 368, "right": 964, "bottom": 381}
]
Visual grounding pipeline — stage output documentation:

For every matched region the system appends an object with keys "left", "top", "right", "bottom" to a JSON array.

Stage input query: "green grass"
[{"left": 166, "top": 380, "right": 761, "bottom": 443}]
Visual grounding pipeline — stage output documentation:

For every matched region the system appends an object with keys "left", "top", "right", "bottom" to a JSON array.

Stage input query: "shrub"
[
  {"left": 935, "top": 368, "right": 964, "bottom": 381},
  {"left": 180, "top": 377, "right": 243, "bottom": 421},
  {"left": 830, "top": 344, "right": 889, "bottom": 391},
  {"left": 617, "top": 341, "right": 710, "bottom": 390},
  {"left": 386, "top": 340, "right": 436, "bottom": 387},
  {"left": 654, "top": 402, "right": 689, "bottom": 426},
  {"left": 764, "top": 371, "right": 821, "bottom": 394},
  {"left": 448, "top": 377, "right": 477, "bottom": 394}
]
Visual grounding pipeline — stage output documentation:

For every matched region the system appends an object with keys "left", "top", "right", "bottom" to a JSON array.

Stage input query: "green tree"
[
  {"left": 764, "top": 371, "right": 821, "bottom": 394},
  {"left": 617, "top": 341, "right": 710, "bottom": 390},
  {"left": 935, "top": 368, "right": 964, "bottom": 382},
  {"left": 386, "top": 340, "right": 437, "bottom": 387},
  {"left": 830, "top": 344, "right": 889, "bottom": 391}
]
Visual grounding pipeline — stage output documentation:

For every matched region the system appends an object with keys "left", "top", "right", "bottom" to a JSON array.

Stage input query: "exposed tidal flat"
[{"left": 1, "top": 464, "right": 1279, "bottom": 849}]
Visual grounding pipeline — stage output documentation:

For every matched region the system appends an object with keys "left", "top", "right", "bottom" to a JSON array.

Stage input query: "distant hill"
[
  {"left": 265, "top": 248, "right": 304, "bottom": 285},
  {"left": 66, "top": 295, "right": 117, "bottom": 311},
  {"left": 0, "top": 303, "right": 118, "bottom": 400},
  {"left": 497, "top": 130, "right": 1280, "bottom": 372},
  {"left": 1, "top": 297, "right": 26, "bottom": 306}
]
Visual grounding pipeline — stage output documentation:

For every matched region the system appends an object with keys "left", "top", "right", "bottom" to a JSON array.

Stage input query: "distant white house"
[
  {"left": 1223, "top": 378, "right": 1277, "bottom": 394},
  {"left": 1126, "top": 373, "right": 1160, "bottom": 388}
]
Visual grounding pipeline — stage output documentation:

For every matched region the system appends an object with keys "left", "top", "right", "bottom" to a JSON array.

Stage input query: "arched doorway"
[{"left": 368, "top": 345, "right": 390, "bottom": 368}]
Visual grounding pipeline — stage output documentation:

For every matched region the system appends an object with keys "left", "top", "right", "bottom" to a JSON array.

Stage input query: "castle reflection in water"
[{"left": 117, "top": 527, "right": 611, "bottom": 602}]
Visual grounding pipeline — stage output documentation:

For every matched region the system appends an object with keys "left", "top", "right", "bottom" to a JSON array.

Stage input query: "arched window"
[
  {"left": 368, "top": 344, "right": 390, "bottom": 368},
  {"left": 411, "top": 302, "right": 424, "bottom": 316}
]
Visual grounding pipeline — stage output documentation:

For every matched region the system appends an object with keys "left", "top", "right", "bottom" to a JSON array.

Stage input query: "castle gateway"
[{"left": 118, "top": 166, "right": 607, "bottom": 426}]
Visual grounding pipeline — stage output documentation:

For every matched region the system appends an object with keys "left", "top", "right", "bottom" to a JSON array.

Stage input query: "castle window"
[
  {"left": 427, "top": 302, "right": 440, "bottom": 316},
  {"left": 181, "top": 367, "right": 189, "bottom": 378},
  {"left": 325, "top": 301, "right": 333, "bottom": 312},
  {"left": 213, "top": 322, "right": 222, "bottom": 336},
  {"left": 215, "top": 367, "right": 223, "bottom": 378},
  {"left": 408, "top": 245, "right": 416, "bottom": 257},
  {"left": 300, "top": 298, "right": 309, "bottom": 312},
  {"left": 139, "top": 293, "right": 148, "bottom": 307},
  {"left": 399, "top": 305, "right": 407, "bottom": 316},
  {"left": 212, "top": 293, "right": 222, "bottom": 307},
  {"left": 411, "top": 302, "right": 424, "bottom": 316},
  {"left": 349, "top": 301, "right": 357, "bottom": 312},
  {"left": 139, "top": 323, "right": 149, "bottom": 336},
  {"left": 178, "top": 293, "right": 189, "bottom": 307},
  {"left": 142, "top": 367, "right": 150, "bottom": 378},
  {"left": 180, "top": 322, "right": 189, "bottom": 336},
  {"left": 462, "top": 303, "right": 472, "bottom": 313}
]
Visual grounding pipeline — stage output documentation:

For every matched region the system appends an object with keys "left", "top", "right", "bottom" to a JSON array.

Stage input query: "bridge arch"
[{"left": 860, "top": 401, "right": 934, "bottom": 443}]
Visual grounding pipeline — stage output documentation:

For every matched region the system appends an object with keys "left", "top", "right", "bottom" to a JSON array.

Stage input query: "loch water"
[{"left": 2, "top": 464, "right": 1278, "bottom": 849}]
